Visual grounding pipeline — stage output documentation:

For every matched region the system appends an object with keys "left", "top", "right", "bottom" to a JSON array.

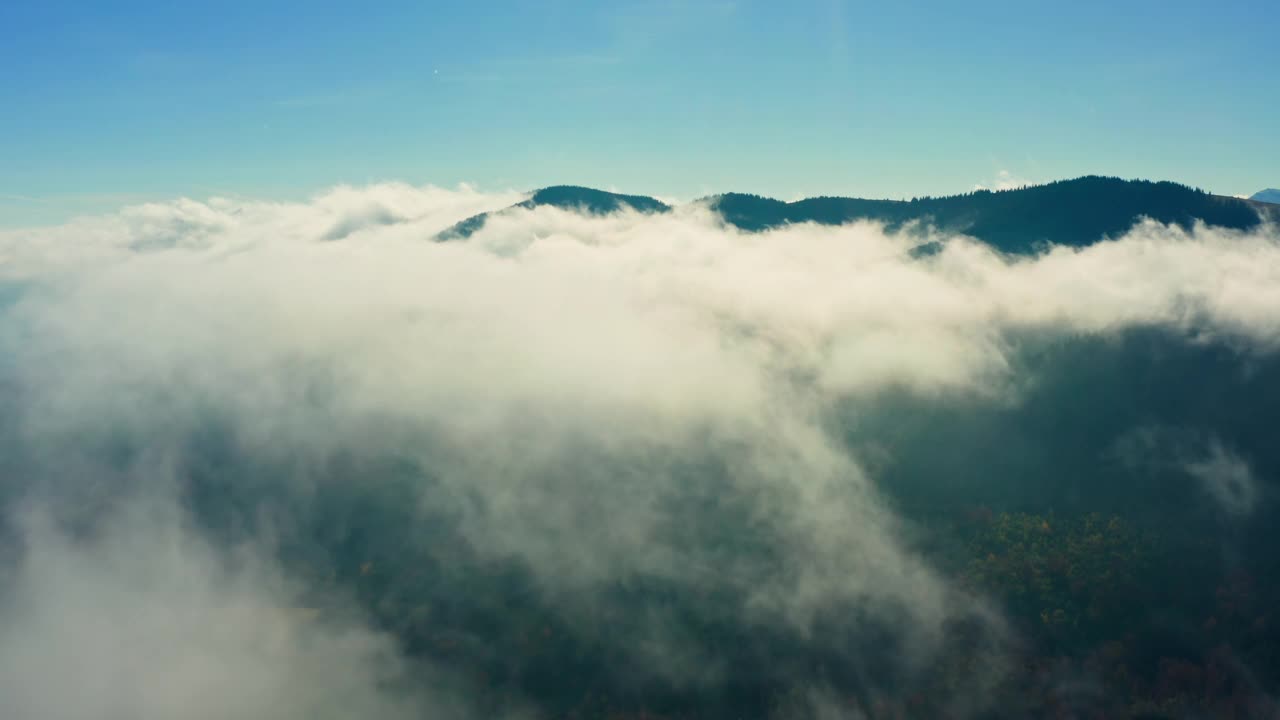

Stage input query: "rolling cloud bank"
[{"left": 0, "top": 184, "right": 1278, "bottom": 718}]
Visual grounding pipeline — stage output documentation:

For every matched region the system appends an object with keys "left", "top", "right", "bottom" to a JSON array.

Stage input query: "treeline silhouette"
[{"left": 711, "top": 176, "right": 1265, "bottom": 253}]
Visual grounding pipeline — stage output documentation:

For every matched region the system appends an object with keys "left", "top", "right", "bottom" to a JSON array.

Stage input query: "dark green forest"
[{"left": 153, "top": 328, "right": 1280, "bottom": 719}]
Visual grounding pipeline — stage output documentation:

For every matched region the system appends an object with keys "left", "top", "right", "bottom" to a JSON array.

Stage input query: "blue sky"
[{"left": 2, "top": 0, "right": 1277, "bottom": 226}]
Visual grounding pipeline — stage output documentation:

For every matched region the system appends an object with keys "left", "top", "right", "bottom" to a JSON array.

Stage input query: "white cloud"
[
  {"left": 0, "top": 185, "right": 1277, "bottom": 716},
  {"left": 0, "top": 503, "right": 476, "bottom": 720},
  {"left": 974, "top": 169, "right": 1033, "bottom": 192}
]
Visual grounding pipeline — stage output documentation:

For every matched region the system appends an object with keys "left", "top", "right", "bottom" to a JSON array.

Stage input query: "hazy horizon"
[
  {"left": 4, "top": 172, "right": 1274, "bottom": 231},
  {"left": 4, "top": 1, "right": 1278, "bottom": 226}
]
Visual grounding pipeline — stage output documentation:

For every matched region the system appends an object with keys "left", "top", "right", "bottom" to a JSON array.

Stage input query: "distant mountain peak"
[
  {"left": 524, "top": 186, "right": 670, "bottom": 214},
  {"left": 1251, "top": 189, "right": 1280, "bottom": 204},
  {"left": 436, "top": 186, "right": 669, "bottom": 240}
]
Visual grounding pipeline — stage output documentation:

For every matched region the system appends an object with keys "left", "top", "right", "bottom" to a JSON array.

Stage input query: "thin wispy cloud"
[{"left": 974, "top": 169, "right": 1034, "bottom": 192}]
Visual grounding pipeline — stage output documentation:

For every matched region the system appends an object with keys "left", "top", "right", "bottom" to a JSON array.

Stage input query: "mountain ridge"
[{"left": 438, "top": 176, "right": 1272, "bottom": 253}]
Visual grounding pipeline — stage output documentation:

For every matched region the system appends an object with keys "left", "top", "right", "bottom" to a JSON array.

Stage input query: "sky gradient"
[{"left": 2, "top": 0, "right": 1277, "bottom": 226}]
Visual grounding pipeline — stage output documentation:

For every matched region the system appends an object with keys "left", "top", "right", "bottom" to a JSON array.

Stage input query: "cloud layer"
[{"left": 0, "top": 184, "right": 1277, "bottom": 718}]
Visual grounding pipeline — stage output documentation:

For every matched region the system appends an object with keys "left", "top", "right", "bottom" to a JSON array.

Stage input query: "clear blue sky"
[{"left": 2, "top": 0, "right": 1277, "bottom": 225}]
